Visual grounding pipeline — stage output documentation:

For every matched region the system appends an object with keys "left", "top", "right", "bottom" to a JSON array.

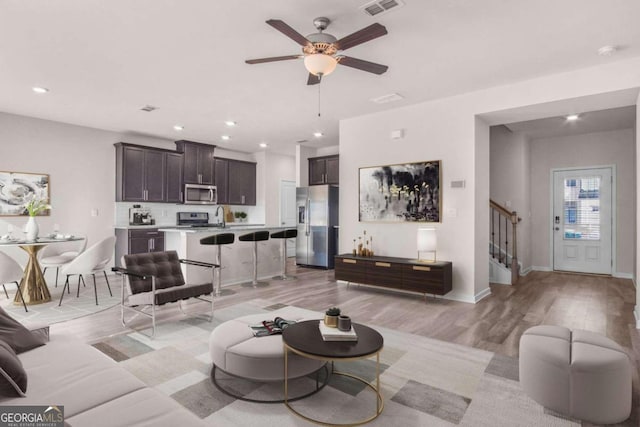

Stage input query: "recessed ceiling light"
[
  {"left": 313, "top": 132, "right": 323, "bottom": 138},
  {"left": 173, "top": 125, "right": 184, "bottom": 131},
  {"left": 259, "top": 142, "right": 268, "bottom": 148},
  {"left": 566, "top": 114, "right": 580, "bottom": 121},
  {"left": 597, "top": 45, "right": 617, "bottom": 56},
  {"left": 224, "top": 120, "right": 237, "bottom": 127},
  {"left": 221, "top": 135, "right": 231, "bottom": 141},
  {"left": 32, "top": 87, "right": 49, "bottom": 94}
]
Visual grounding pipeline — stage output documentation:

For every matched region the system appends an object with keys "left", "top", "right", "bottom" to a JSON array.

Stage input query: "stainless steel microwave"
[{"left": 184, "top": 184, "right": 217, "bottom": 204}]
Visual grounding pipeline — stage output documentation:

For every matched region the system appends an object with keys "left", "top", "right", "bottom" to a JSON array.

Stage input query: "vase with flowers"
[{"left": 23, "top": 194, "right": 51, "bottom": 241}]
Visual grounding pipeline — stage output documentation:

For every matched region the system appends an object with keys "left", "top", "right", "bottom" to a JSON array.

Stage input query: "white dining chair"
[
  {"left": 40, "top": 237, "right": 87, "bottom": 287},
  {"left": 0, "top": 251, "right": 28, "bottom": 312},
  {"left": 58, "top": 236, "right": 115, "bottom": 306}
]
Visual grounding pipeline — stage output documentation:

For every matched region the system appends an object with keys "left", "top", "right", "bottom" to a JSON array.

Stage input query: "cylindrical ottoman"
[
  {"left": 209, "top": 307, "right": 326, "bottom": 403},
  {"left": 519, "top": 325, "right": 632, "bottom": 424}
]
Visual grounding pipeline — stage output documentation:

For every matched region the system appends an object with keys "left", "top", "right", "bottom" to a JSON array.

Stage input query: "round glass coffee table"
[{"left": 282, "top": 320, "right": 384, "bottom": 426}]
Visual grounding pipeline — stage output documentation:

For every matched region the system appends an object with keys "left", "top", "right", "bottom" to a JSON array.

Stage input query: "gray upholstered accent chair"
[{"left": 112, "top": 250, "right": 218, "bottom": 338}]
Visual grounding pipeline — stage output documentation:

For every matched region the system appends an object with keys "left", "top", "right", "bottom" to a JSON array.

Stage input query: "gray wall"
[
  {"left": 529, "top": 128, "right": 636, "bottom": 275},
  {"left": 490, "top": 126, "right": 532, "bottom": 271}
]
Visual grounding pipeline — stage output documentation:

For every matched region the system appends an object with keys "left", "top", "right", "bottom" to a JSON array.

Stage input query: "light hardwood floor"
[{"left": 56, "top": 262, "right": 639, "bottom": 422}]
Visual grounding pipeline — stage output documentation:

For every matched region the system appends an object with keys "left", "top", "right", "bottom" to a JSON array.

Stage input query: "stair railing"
[{"left": 489, "top": 199, "right": 521, "bottom": 284}]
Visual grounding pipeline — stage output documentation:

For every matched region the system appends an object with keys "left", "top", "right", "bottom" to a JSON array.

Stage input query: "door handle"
[
  {"left": 209, "top": 189, "right": 214, "bottom": 202},
  {"left": 241, "top": 195, "right": 245, "bottom": 204},
  {"left": 306, "top": 199, "right": 310, "bottom": 236}
]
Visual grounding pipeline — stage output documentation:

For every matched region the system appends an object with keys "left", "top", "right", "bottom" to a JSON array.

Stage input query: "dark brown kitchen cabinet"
[
  {"left": 309, "top": 155, "right": 339, "bottom": 185},
  {"left": 165, "top": 152, "right": 184, "bottom": 203},
  {"left": 115, "top": 228, "right": 165, "bottom": 267},
  {"left": 176, "top": 140, "right": 215, "bottom": 185},
  {"left": 227, "top": 159, "right": 256, "bottom": 205},
  {"left": 214, "top": 157, "right": 229, "bottom": 204},
  {"left": 116, "top": 143, "right": 167, "bottom": 202}
]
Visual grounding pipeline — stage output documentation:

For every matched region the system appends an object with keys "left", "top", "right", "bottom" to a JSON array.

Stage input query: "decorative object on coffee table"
[
  {"left": 324, "top": 307, "right": 340, "bottom": 328},
  {"left": 338, "top": 314, "right": 351, "bottom": 332}
]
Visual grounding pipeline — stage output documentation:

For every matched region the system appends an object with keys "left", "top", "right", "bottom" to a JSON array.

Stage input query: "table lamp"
[{"left": 417, "top": 228, "right": 437, "bottom": 262}]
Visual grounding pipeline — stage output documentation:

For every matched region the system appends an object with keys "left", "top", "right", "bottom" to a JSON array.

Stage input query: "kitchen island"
[{"left": 160, "top": 225, "right": 290, "bottom": 289}]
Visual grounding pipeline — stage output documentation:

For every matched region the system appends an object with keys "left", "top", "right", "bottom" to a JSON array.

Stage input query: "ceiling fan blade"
[
  {"left": 338, "top": 56, "right": 388, "bottom": 75},
  {"left": 307, "top": 73, "right": 321, "bottom": 85},
  {"left": 245, "top": 55, "right": 301, "bottom": 64},
  {"left": 334, "top": 23, "right": 387, "bottom": 51},
  {"left": 266, "top": 19, "right": 312, "bottom": 47}
]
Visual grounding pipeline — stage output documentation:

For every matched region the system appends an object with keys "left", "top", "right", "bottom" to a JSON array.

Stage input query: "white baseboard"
[
  {"left": 474, "top": 287, "right": 492, "bottom": 302},
  {"left": 531, "top": 266, "right": 552, "bottom": 272},
  {"left": 635, "top": 306, "right": 640, "bottom": 329},
  {"left": 612, "top": 272, "right": 634, "bottom": 279},
  {"left": 520, "top": 267, "right": 532, "bottom": 276}
]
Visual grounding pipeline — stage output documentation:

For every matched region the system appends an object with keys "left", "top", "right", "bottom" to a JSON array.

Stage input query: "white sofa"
[{"left": 0, "top": 328, "right": 205, "bottom": 427}]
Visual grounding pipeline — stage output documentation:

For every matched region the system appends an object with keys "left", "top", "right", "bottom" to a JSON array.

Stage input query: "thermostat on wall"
[{"left": 450, "top": 180, "right": 465, "bottom": 188}]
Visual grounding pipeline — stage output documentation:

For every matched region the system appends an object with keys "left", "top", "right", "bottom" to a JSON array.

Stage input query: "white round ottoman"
[
  {"left": 519, "top": 325, "right": 632, "bottom": 424},
  {"left": 209, "top": 307, "right": 325, "bottom": 383}
]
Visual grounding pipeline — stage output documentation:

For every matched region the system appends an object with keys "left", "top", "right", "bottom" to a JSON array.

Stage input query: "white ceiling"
[
  {"left": 504, "top": 105, "right": 637, "bottom": 140},
  {"left": 0, "top": 0, "right": 639, "bottom": 155}
]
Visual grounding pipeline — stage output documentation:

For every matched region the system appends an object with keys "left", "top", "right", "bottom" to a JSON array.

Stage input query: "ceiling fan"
[{"left": 245, "top": 17, "right": 389, "bottom": 85}]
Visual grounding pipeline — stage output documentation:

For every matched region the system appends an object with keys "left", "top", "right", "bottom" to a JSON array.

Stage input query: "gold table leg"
[
  {"left": 284, "top": 343, "right": 384, "bottom": 426},
  {"left": 15, "top": 245, "right": 51, "bottom": 305}
]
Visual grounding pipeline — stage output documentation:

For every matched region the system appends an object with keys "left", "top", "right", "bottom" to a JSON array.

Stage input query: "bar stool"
[
  {"left": 270, "top": 229, "right": 297, "bottom": 280},
  {"left": 200, "top": 233, "right": 236, "bottom": 296},
  {"left": 238, "top": 230, "right": 270, "bottom": 288}
]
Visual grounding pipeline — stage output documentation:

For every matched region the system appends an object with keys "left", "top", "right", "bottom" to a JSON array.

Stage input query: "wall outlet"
[{"left": 91, "top": 209, "right": 99, "bottom": 217}]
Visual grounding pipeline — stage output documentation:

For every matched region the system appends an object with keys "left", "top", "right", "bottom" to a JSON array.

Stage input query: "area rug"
[
  {"left": 92, "top": 299, "right": 629, "bottom": 426},
  {"left": 0, "top": 273, "right": 121, "bottom": 325}
]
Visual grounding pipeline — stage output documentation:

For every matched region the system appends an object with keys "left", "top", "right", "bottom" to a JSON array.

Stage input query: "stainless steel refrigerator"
[{"left": 296, "top": 185, "right": 339, "bottom": 269}]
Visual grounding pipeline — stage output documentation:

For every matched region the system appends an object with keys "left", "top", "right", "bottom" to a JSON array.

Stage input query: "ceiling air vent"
[
  {"left": 361, "top": 0, "right": 404, "bottom": 17},
  {"left": 370, "top": 93, "right": 404, "bottom": 104},
  {"left": 140, "top": 105, "right": 157, "bottom": 112}
]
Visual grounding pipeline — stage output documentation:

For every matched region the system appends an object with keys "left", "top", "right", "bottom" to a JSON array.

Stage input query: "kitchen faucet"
[{"left": 215, "top": 205, "right": 225, "bottom": 228}]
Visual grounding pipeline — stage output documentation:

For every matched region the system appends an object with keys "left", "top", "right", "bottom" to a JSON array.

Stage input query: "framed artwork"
[
  {"left": 0, "top": 171, "right": 50, "bottom": 216},
  {"left": 359, "top": 160, "right": 441, "bottom": 222}
]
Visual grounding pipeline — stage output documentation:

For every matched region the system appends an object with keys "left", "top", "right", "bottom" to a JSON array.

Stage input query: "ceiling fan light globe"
[{"left": 304, "top": 54, "right": 337, "bottom": 77}]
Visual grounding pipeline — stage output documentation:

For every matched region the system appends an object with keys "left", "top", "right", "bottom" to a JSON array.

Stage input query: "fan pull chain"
[{"left": 317, "top": 81, "right": 321, "bottom": 117}]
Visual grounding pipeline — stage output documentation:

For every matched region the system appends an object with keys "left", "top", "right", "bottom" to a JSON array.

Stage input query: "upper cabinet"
[
  {"left": 227, "top": 159, "right": 256, "bottom": 205},
  {"left": 214, "top": 157, "right": 229, "bottom": 204},
  {"left": 309, "top": 155, "right": 339, "bottom": 185},
  {"left": 116, "top": 141, "right": 255, "bottom": 206},
  {"left": 175, "top": 140, "right": 215, "bottom": 184},
  {"left": 115, "top": 143, "right": 181, "bottom": 203},
  {"left": 165, "top": 152, "right": 184, "bottom": 203}
]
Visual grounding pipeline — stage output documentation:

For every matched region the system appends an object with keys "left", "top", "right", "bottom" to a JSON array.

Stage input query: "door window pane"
[{"left": 563, "top": 176, "right": 600, "bottom": 240}]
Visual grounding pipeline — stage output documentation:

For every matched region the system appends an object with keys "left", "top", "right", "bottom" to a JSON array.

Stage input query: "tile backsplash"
[{"left": 114, "top": 202, "right": 264, "bottom": 227}]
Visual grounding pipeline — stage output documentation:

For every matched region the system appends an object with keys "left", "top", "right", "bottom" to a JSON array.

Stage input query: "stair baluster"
[{"left": 489, "top": 200, "right": 521, "bottom": 284}]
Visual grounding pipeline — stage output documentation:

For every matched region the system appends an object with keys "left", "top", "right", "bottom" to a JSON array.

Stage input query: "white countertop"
[
  {"left": 115, "top": 223, "right": 269, "bottom": 230},
  {"left": 159, "top": 224, "right": 287, "bottom": 233}
]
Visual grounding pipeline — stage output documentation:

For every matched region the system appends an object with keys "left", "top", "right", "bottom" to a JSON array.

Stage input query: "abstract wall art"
[
  {"left": 359, "top": 160, "right": 441, "bottom": 222},
  {"left": 0, "top": 171, "right": 50, "bottom": 216}
]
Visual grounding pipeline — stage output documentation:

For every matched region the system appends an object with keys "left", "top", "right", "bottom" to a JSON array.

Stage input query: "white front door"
[
  {"left": 552, "top": 167, "right": 613, "bottom": 274},
  {"left": 280, "top": 180, "right": 297, "bottom": 257}
]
